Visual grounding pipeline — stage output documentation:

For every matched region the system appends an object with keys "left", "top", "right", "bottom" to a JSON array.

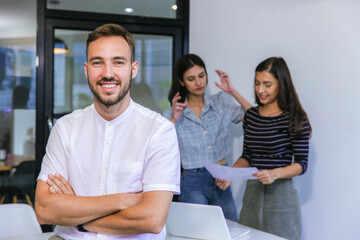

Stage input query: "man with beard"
[{"left": 35, "top": 24, "right": 180, "bottom": 240}]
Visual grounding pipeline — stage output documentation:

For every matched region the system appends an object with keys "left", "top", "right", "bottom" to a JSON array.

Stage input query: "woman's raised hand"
[
  {"left": 170, "top": 92, "right": 187, "bottom": 124},
  {"left": 214, "top": 69, "right": 234, "bottom": 94}
]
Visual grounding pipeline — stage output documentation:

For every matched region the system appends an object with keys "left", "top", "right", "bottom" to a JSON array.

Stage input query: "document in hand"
[{"left": 203, "top": 161, "right": 258, "bottom": 180}]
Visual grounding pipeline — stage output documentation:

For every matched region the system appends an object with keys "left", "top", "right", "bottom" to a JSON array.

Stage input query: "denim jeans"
[{"left": 179, "top": 167, "right": 239, "bottom": 222}]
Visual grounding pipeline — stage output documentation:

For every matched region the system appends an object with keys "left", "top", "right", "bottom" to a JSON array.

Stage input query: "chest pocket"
[{"left": 114, "top": 162, "right": 144, "bottom": 193}]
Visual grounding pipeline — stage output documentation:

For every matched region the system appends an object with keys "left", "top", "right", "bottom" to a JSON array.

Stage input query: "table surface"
[
  {"left": 166, "top": 220, "right": 285, "bottom": 240},
  {"left": 0, "top": 164, "right": 12, "bottom": 171},
  {"left": 0, "top": 155, "right": 35, "bottom": 172},
  {"left": 0, "top": 221, "right": 285, "bottom": 240}
]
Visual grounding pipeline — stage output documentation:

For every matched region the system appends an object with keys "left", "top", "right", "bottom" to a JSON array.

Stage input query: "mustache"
[
  {"left": 97, "top": 77, "right": 121, "bottom": 85},
  {"left": 101, "top": 77, "right": 115, "bottom": 82}
]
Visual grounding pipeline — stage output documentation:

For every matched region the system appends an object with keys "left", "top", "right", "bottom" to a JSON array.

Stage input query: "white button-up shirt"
[{"left": 38, "top": 100, "right": 180, "bottom": 240}]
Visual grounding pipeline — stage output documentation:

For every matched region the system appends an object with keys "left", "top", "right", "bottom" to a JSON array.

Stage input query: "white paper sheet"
[{"left": 203, "top": 161, "right": 258, "bottom": 180}]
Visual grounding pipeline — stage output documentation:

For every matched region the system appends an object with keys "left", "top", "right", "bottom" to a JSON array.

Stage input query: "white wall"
[{"left": 189, "top": 0, "right": 360, "bottom": 239}]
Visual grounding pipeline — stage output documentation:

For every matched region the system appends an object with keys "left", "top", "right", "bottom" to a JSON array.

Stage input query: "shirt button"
[
  {"left": 208, "top": 145, "right": 211, "bottom": 150},
  {"left": 203, "top": 131, "right": 208, "bottom": 134},
  {"left": 106, "top": 141, "right": 110, "bottom": 146}
]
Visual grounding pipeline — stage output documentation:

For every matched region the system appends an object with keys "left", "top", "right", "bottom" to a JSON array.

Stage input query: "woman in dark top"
[{"left": 218, "top": 57, "right": 311, "bottom": 240}]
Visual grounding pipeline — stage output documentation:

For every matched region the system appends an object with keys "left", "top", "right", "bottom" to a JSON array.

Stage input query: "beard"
[{"left": 88, "top": 72, "right": 132, "bottom": 107}]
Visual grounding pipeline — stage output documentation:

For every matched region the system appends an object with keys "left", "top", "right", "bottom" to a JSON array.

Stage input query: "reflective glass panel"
[
  {"left": 0, "top": 0, "right": 37, "bottom": 206},
  {"left": 54, "top": 29, "right": 172, "bottom": 115},
  {"left": 47, "top": 0, "right": 178, "bottom": 19}
]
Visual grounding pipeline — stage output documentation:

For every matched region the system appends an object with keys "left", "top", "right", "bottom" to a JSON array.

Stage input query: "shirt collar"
[
  {"left": 202, "top": 94, "right": 213, "bottom": 115},
  {"left": 93, "top": 99, "right": 133, "bottom": 124},
  {"left": 182, "top": 94, "right": 213, "bottom": 124}
]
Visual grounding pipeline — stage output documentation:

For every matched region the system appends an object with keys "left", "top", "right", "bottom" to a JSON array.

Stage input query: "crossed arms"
[{"left": 35, "top": 174, "right": 173, "bottom": 235}]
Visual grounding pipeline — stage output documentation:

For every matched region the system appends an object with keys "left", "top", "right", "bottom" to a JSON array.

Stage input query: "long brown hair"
[
  {"left": 168, "top": 54, "right": 208, "bottom": 104},
  {"left": 255, "top": 57, "right": 312, "bottom": 136}
]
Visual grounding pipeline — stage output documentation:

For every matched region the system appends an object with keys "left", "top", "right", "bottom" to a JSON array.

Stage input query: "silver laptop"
[{"left": 166, "top": 202, "right": 250, "bottom": 240}]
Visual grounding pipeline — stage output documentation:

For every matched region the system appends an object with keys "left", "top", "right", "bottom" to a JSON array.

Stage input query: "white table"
[
  {"left": 0, "top": 232, "right": 53, "bottom": 240},
  {"left": 166, "top": 220, "right": 286, "bottom": 240},
  {"left": 1, "top": 222, "right": 285, "bottom": 240},
  {"left": 226, "top": 220, "right": 286, "bottom": 240}
]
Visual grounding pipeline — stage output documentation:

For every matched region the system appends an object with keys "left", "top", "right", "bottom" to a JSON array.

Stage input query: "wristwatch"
[{"left": 77, "top": 224, "right": 88, "bottom": 232}]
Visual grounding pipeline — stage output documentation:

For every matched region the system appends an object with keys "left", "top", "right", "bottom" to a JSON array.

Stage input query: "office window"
[{"left": 0, "top": 0, "right": 37, "bottom": 206}]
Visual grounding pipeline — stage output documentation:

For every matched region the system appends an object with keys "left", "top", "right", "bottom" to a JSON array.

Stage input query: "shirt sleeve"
[
  {"left": 291, "top": 118, "right": 311, "bottom": 174},
  {"left": 162, "top": 108, "right": 172, "bottom": 120},
  {"left": 142, "top": 121, "right": 181, "bottom": 194},
  {"left": 215, "top": 92, "right": 244, "bottom": 123},
  {"left": 37, "top": 119, "right": 70, "bottom": 182},
  {"left": 240, "top": 111, "right": 251, "bottom": 164}
]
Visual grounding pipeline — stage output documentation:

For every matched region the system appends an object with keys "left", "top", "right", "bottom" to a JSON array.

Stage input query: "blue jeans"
[{"left": 179, "top": 167, "right": 239, "bottom": 222}]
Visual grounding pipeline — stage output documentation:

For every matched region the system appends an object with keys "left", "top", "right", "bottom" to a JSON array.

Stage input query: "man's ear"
[
  {"left": 131, "top": 61, "right": 139, "bottom": 78},
  {"left": 84, "top": 62, "right": 88, "bottom": 79}
]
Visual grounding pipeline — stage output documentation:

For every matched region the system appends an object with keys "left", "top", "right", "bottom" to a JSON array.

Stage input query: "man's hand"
[
  {"left": 46, "top": 173, "right": 143, "bottom": 209},
  {"left": 47, "top": 173, "right": 75, "bottom": 195}
]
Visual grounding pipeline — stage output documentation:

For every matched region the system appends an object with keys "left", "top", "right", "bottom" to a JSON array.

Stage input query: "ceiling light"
[
  {"left": 124, "top": 8, "right": 134, "bottom": 13},
  {"left": 54, "top": 38, "right": 68, "bottom": 54},
  {"left": 171, "top": 5, "right": 177, "bottom": 11}
]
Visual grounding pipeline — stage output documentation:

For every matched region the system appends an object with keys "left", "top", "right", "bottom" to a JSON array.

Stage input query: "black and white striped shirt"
[{"left": 241, "top": 107, "right": 310, "bottom": 174}]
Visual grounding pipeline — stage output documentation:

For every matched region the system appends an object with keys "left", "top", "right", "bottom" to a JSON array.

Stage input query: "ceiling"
[
  {"left": 0, "top": 0, "right": 37, "bottom": 39},
  {"left": 0, "top": 0, "right": 177, "bottom": 39}
]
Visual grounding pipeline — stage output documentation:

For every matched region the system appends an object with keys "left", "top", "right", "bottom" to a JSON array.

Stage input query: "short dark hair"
[
  {"left": 255, "top": 57, "right": 312, "bottom": 136},
  {"left": 168, "top": 54, "right": 208, "bottom": 104},
  {"left": 86, "top": 23, "right": 135, "bottom": 62}
]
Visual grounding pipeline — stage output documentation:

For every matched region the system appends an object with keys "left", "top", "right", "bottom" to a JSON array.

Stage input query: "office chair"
[
  {"left": 1, "top": 160, "right": 35, "bottom": 207},
  {"left": 0, "top": 203, "right": 42, "bottom": 238},
  {"left": 0, "top": 169, "right": 11, "bottom": 204}
]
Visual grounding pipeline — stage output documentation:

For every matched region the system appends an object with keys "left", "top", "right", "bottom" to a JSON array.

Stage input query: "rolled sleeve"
[
  {"left": 37, "top": 120, "right": 70, "bottom": 182},
  {"left": 215, "top": 92, "right": 244, "bottom": 123},
  {"left": 142, "top": 122, "right": 181, "bottom": 194}
]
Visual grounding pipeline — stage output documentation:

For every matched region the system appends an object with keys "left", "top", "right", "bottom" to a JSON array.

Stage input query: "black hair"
[
  {"left": 255, "top": 57, "right": 312, "bottom": 136},
  {"left": 168, "top": 54, "right": 207, "bottom": 104}
]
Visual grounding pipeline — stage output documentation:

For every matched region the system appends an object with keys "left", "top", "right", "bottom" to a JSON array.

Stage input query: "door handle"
[{"left": 46, "top": 116, "right": 53, "bottom": 132}]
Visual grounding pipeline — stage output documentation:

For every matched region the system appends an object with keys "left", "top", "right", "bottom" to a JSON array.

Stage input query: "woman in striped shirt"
[{"left": 218, "top": 57, "right": 311, "bottom": 240}]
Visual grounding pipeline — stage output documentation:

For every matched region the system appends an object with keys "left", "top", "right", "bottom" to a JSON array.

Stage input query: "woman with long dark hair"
[
  {"left": 218, "top": 57, "right": 311, "bottom": 239},
  {"left": 163, "top": 54, "right": 251, "bottom": 221}
]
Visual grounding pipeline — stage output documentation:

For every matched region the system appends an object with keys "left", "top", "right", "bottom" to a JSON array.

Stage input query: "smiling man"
[{"left": 35, "top": 24, "right": 180, "bottom": 240}]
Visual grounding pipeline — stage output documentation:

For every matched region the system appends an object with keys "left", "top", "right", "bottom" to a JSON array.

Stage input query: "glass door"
[
  {"left": 33, "top": 0, "right": 188, "bottom": 232},
  {"left": 36, "top": 18, "right": 185, "bottom": 173},
  {"left": 53, "top": 29, "right": 174, "bottom": 117},
  {"left": 35, "top": 1, "right": 189, "bottom": 188}
]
